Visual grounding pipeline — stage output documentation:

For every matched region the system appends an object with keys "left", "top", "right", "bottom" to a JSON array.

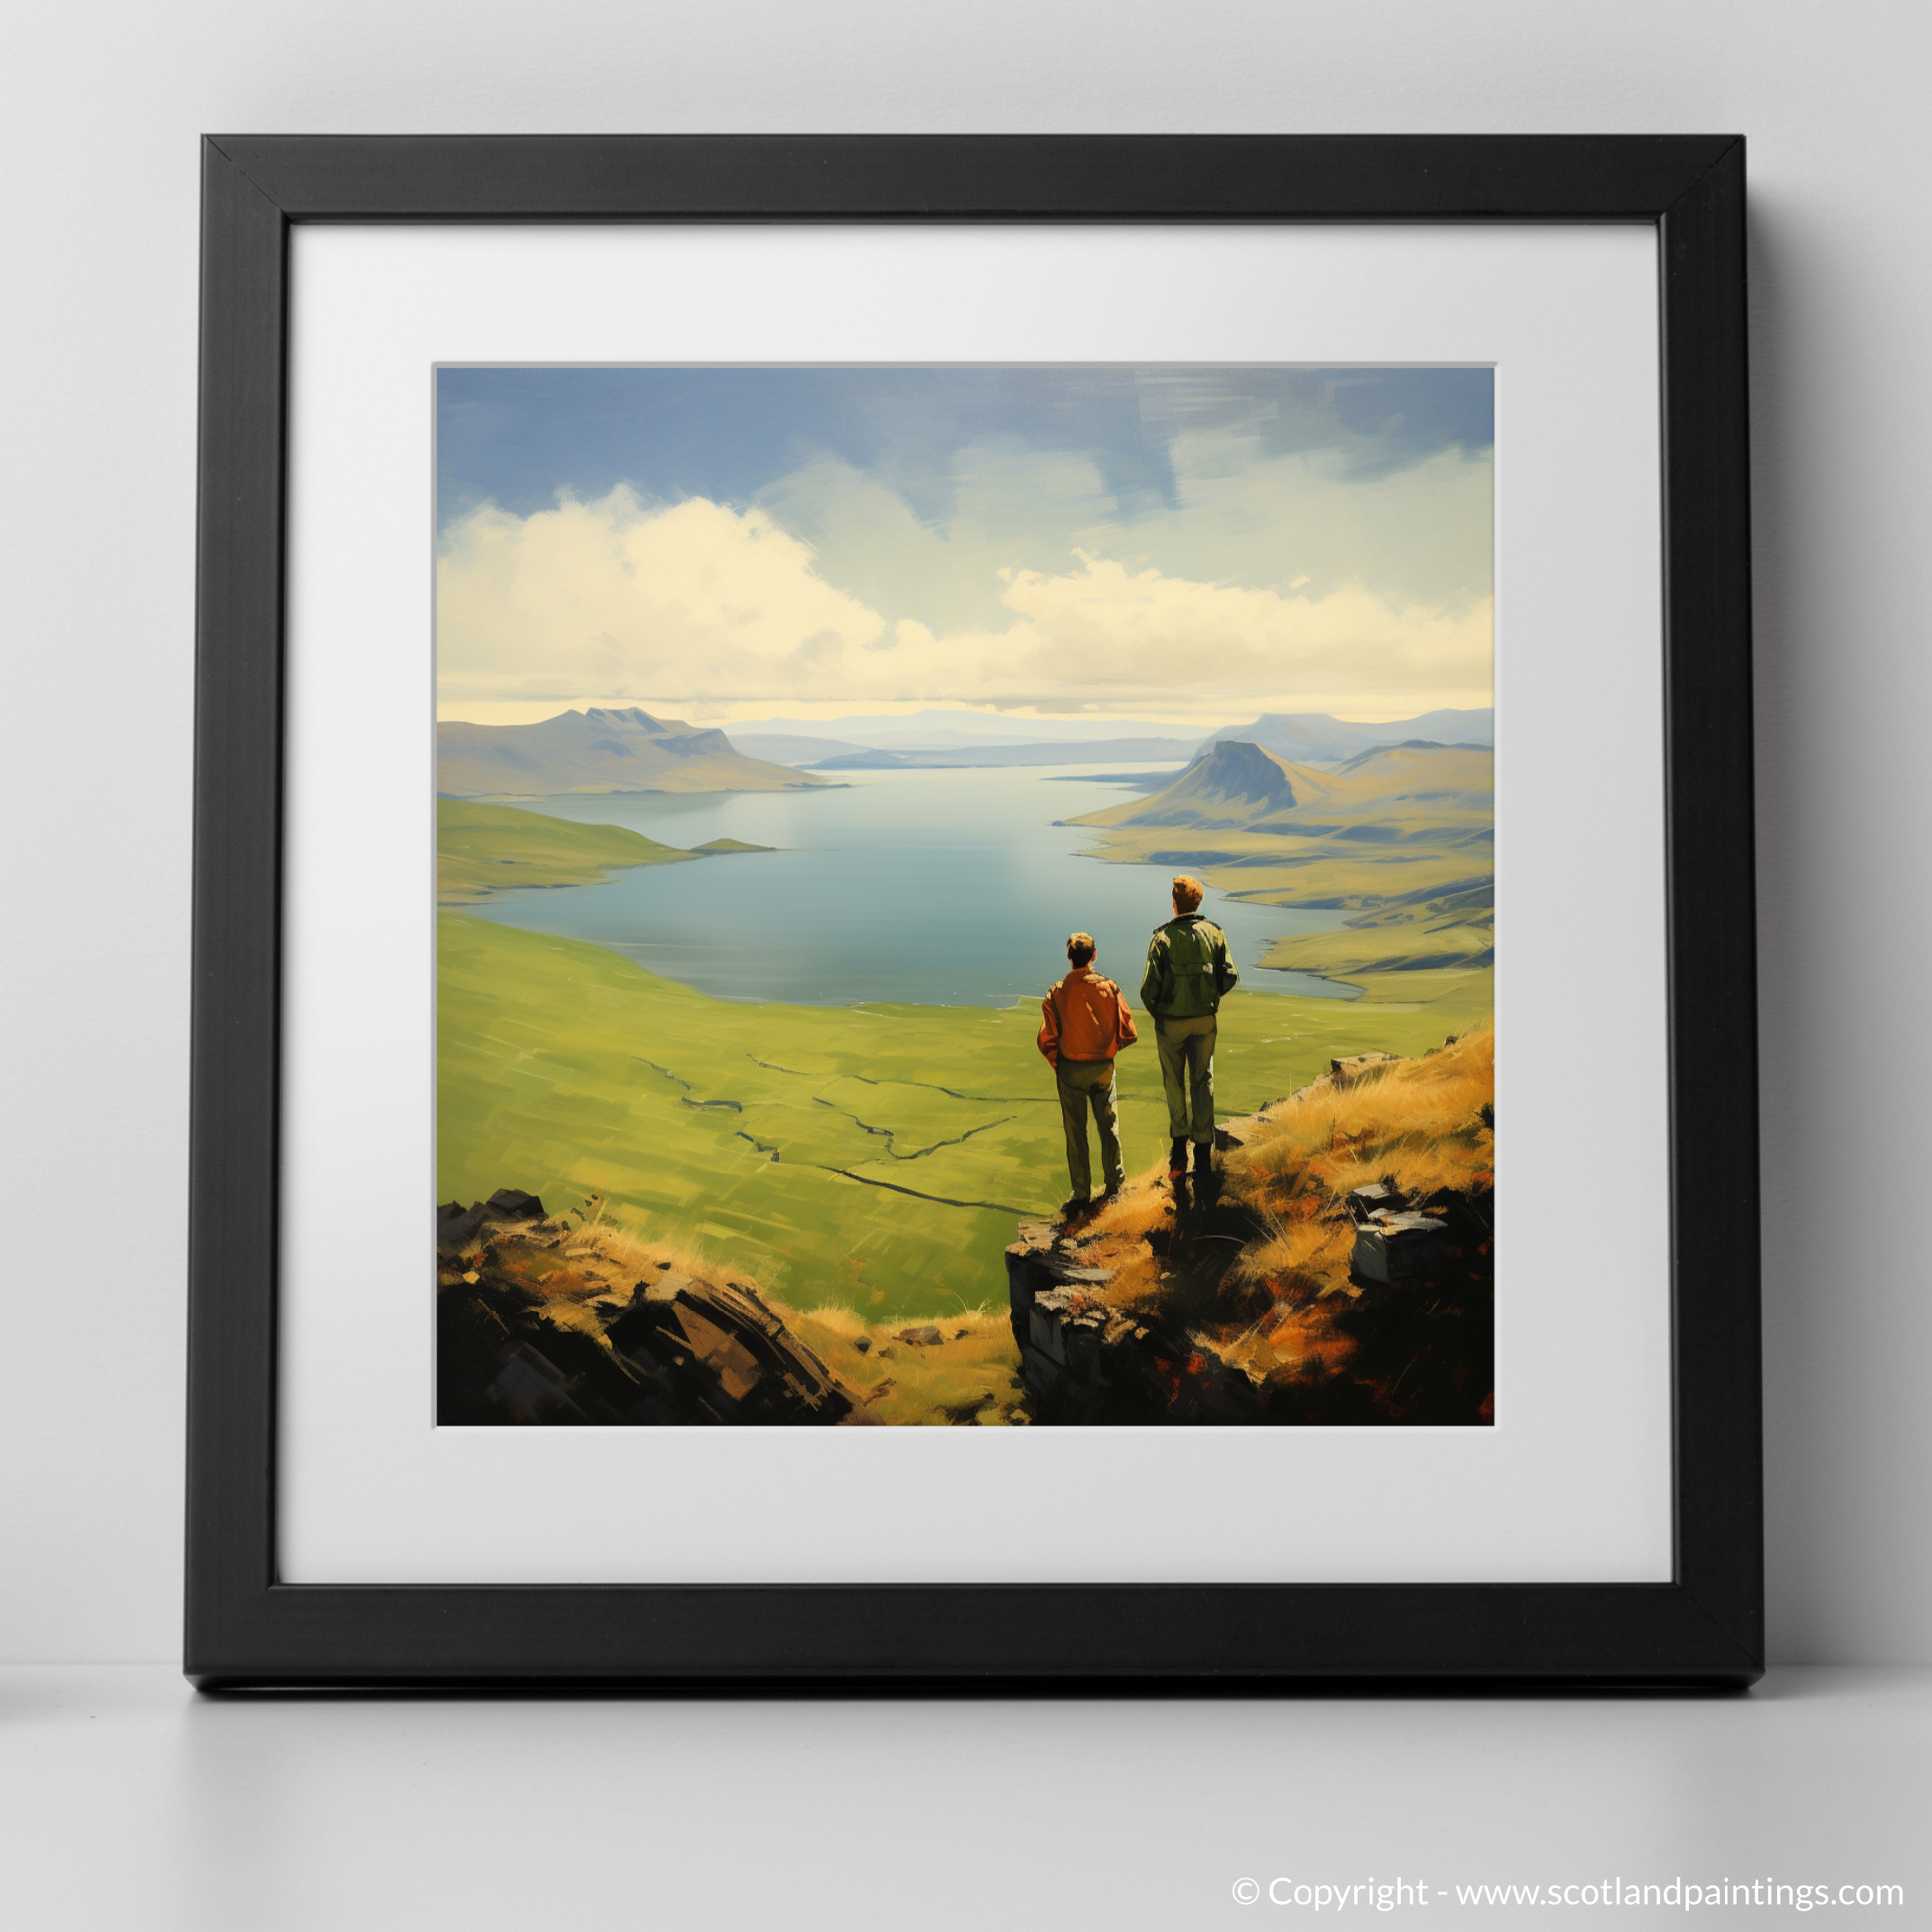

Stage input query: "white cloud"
[
  {"left": 923, "top": 554, "right": 1491, "bottom": 715},
  {"left": 751, "top": 433, "right": 1493, "bottom": 639},
  {"left": 1118, "top": 433, "right": 1494, "bottom": 614},
  {"left": 754, "top": 446, "right": 1117, "bottom": 636},
  {"left": 436, "top": 488, "right": 1491, "bottom": 721},
  {"left": 435, "top": 488, "right": 885, "bottom": 704}
]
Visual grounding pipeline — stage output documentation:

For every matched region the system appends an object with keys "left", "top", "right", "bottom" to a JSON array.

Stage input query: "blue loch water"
[{"left": 462, "top": 763, "right": 1354, "bottom": 1008}]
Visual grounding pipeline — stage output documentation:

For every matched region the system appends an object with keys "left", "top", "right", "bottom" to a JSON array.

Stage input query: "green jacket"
[{"left": 1141, "top": 914, "right": 1239, "bottom": 1020}]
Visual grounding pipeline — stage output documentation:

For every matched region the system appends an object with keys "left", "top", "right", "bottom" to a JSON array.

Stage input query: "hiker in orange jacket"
[{"left": 1037, "top": 931, "right": 1140, "bottom": 1214}]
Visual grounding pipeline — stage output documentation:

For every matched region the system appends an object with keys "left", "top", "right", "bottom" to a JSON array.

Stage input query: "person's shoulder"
[{"left": 1093, "top": 974, "right": 1122, "bottom": 993}]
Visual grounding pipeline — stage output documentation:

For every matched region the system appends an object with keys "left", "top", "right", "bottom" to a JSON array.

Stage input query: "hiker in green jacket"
[{"left": 1141, "top": 874, "right": 1239, "bottom": 1180}]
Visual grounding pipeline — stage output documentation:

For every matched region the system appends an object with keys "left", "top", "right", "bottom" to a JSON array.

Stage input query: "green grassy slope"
[
  {"left": 436, "top": 799, "right": 695, "bottom": 903},
  {"left": 439, "top": 913, "right": 1493, "bottom": 1320}
]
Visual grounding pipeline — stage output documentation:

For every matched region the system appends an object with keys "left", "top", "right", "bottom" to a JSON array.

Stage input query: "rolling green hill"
[{"left": 437, "top": 799, "right": 695, "bottom": 903}]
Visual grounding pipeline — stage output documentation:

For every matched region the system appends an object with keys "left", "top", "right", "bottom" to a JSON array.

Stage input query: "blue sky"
[
  {"left": 437, "top": 364, "right": 1492, "bottom": 533},
  {"left": 433, "top": 365, "right": 1494, "bottom": 727}
]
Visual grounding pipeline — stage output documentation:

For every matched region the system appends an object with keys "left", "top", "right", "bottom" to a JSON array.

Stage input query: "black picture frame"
[{"left": 188, "top": 134, "right": 1760, "bottom": 1689}]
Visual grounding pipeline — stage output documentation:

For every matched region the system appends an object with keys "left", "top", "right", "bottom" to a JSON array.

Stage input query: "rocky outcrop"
[
  {"left": 437, "top": 1188, "right": 547, "bottom": 1254},
  {"left": 1004, "top": 1148, "right": 1276, "bottom": 1426},
  {"left": 1006, "top": 1229, "right": 1271, "bottom": 1424},
  {"left": 1003, "top": 1070, "right": 1495, "bottom": 1427},
  {"left": 437, "top": 1200, "right": 867, "bottom": 1426}
]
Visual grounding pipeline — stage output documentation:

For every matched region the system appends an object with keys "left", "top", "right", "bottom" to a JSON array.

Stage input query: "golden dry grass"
[
  {"left": 790, "top": 1307, "right": 1024, "bottom": 1427},
  {"left": 1234, "top": 1022, "right": 1494, "bottom": 1211},
  {"left": 1042, "top": 1176, "right": 1173, "bottom": 1311},
  {"left": 1209, "top": 1023, "right": 1493, "bottom": 1385}
]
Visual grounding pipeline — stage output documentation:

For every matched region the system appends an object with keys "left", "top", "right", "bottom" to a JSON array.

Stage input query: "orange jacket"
[{"left": 1038, "top": 967, "right": 1140, "bottom": 1069}]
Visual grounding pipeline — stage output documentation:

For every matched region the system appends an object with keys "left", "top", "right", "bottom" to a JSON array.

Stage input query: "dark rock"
[
  {"left": 526, "top": 1318, "right": 652, "bottom": 1411},
  {"left": 607, "top": 1276, "right": 852, "bottom": 1424},
  {"left": 897, "top": 1324, "right": 943, "bottom": 1347},
  {"left": 485, "top": 1187, "right": 545, "bottom": 1222},
  {"left": 1329, "top": 1051, "right": 1400, "bottom": 1088},
  {"left": 436, "top": 1289, "right": 515, "bottom": 1422},
  {"left": 436, "top": 1200, "right": 488, "bottom": 1254},
  {"left": 1026, "top": 1291, "right": 1077, "bottom": 1365},
  {"left": 494, "top": 1345, "right": 585, "bottom": 1424},
  {"left": 437, "top": 1201, "right": 858, "bottom": 1427},
  {"left": 1005, "top": 1229, "right": 1058, "bottom": 1353},
  {"left": 1347, "top": 1180, "right": 1406, "bottom": 1224},
  {"left": 1351, "top": 1212, "right": 1447, "bottom": 1284}
]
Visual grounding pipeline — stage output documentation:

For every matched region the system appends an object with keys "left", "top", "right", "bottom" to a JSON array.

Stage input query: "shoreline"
[{"left": 447, "top": 792, "right": 1374, "bottom": 1006}]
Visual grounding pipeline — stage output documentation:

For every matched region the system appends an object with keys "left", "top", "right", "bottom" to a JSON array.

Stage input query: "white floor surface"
[{"left": 0, "top": 1666, "right": 1924, "bottom": 1929}]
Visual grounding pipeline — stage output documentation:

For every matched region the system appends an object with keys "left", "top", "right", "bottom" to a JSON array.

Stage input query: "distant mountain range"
[
  {"left": 1196, "top": 709, "right": 1493, "bottom": 763},
  {"left": 741, "top": 709, "right": 1494, "bottom": 770},
  {"left": 808, "top": 738, "right": 1196, "bottom": 770},
  {"left": 436, "top": 703, "right": 1496, "bottom": 794},
  {"left": 717, "top": 709, "right": 1185, "bottom": 750},
  {"left": 437, "top": 707, "right": 832, "bottom": 798},
  {"left": 730, "top": 733, "right": 872, "bottom": 765}
]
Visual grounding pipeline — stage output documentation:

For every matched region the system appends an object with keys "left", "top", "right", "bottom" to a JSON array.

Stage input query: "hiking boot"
[
  {"left": 1192, "top": 1140, "right": 1214, "bottom": 1174},
  {"left": 1168, "top": 1138, "right": 1188, "bottom": 1178},
  {"left": 1059, "top": 1196, "right": 1092, "bottom": 1221}
]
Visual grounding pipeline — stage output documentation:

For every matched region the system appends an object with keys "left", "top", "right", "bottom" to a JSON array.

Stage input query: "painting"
[{"left": 433, "top": 365, "right": 1495, "bottom": 1429}]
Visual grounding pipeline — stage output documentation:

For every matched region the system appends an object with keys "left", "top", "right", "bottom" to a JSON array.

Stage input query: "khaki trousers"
[
  {"left": 1155, "top": 1013, "right": 1218, "bottom": 1143},
  {"left": 1056, "top": 1057, "right": 1123, "bottom": 1200}
]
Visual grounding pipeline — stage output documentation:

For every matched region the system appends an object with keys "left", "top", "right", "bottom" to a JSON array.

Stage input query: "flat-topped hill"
[
  {"left": 1073, "top": 738, "right": 1301, "bottom": 829},
  {"left": 1066, "top": 739, "right": 1494, "bottom": 986}
]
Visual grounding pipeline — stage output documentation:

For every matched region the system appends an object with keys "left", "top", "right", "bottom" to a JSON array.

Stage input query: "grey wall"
[{"left": 3, "top": 0, "right": 1924, "bottom": 1664}]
